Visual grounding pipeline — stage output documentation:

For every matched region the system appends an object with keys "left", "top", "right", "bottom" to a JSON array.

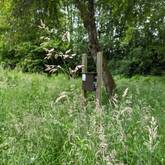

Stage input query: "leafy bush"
[
  {"left": 109, "top": 46, "right": 165, "bottom": 76},
  {"left": 0, "top": 42, "right": 44, "bottom": 71},
  {"left": 0, "top": 39, "right": 80, "bottom": 74}
]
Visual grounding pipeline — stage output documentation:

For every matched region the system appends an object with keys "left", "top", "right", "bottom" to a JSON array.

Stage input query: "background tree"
[
  {"left": 0, "top": 0, "right": 164, "bottom": 80},
  {"left": 74, "top": 0, "right": 116, "bottom": 96}
]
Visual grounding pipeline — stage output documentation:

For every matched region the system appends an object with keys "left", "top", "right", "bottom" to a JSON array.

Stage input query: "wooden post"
[
  {"left": 96, "top": 52, "right": 103, "bottom": 108},
  {"left": 82, "top": 53, "right": 87, "bottom": 103},
  {"left": 82, "top": 53, "right": 87, "bottom": 73}
]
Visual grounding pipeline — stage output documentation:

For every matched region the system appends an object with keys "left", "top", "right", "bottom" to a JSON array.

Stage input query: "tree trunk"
[{"left": 75, "top": 0, "right": 116, "bottom": 97}]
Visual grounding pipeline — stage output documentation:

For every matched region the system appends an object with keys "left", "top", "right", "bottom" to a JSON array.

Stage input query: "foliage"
[
  {"left": 0, "top": 0, "right": 165, "bottom": 75},
  {"left": 0, "top": 22, "right": 80, "bottom": 74},
  {"left": 109, "top": 45, "right": 165, "bottom": 76}
]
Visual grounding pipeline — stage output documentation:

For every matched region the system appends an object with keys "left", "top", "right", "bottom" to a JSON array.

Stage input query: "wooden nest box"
[{"left": 82, "top": 72, "right": 97, "bottom": 91}]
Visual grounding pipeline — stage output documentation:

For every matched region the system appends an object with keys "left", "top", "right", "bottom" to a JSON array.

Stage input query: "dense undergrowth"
[{"left": 0, "top": 68, "right": 165, "bottom": 164}]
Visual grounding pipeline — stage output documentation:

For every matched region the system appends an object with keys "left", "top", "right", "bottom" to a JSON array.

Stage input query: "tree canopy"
[{"left": 0, "top": 0, "right": 164, "bottom": 76}]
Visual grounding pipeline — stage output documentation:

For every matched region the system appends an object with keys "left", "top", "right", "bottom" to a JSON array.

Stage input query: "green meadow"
[{"left": 0, "top": 68, "right": 165, "bottom": 164}]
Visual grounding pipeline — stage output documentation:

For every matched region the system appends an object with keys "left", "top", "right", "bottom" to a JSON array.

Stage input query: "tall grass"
[{"left": 0, "top": 68, "right": 165, "bottom": 164}]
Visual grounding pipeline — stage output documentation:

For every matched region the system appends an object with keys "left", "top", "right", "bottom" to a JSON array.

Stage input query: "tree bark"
[{"left": 75, "top": 0, "right": 116, "bottom": 97}]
